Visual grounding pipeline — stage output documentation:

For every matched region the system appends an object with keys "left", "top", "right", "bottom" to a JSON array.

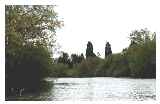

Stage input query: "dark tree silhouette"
[
  {"left": 71, "top": 53, "right": 84, "bottom": 64},
  {"left": 86, "top": 41, "right": 96, "bottom": 58},
  {"left": 58, "top": 52, "right": 70, "bottom": 64},
  {"left": 105, "top": 42, "right": 112, "bottom": 58}
]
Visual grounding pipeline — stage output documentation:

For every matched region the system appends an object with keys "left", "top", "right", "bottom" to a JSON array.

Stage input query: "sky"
[{"left": 53, "top": 0, "right": 160, "bottom": 58}]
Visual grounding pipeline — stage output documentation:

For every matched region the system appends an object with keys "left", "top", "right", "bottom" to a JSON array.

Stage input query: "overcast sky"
[
  {"left": 4, "top": 0, "right": 160, "bottom": 58},
  {"left": 53, "top": 0, "right": 159, "bottom": 58}
]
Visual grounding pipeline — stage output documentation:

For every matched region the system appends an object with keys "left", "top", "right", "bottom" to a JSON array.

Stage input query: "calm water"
[{"left": 15, "top": 77, "right": 156, "bottom": 101}]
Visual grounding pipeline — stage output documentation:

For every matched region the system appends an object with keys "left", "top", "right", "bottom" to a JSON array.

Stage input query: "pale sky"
[
  {"left": 53, "top": 0, "right": 160, "bottom": 58},
  {"left": 4, "top": 0, "right": 160, "bottom": 58}
]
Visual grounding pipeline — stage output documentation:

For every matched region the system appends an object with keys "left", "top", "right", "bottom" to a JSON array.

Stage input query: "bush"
[
  {"left": 51, "top": 63, "right": 69, "bottom": 77},
  {"left": 6, "top": 45, "right": 53, "bottom": 97},
  {"left": 77, "top": 57, "right": 102, "bottom": 77}
]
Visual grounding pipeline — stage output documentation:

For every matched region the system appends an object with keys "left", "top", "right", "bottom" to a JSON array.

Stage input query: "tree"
[
  {"left": 86, "top": 41, "right": 96, "bottom": 58},
  {"left": 78, "top": 57, "right": 102, "bottom": 77},
  {"left": 57, "top": 52, "right": 70, "bottom": 64},
  {"left": 105, "top": 42, "right": 112, "bottom": 58},
  {"left": 126, "top": 28, "right": 156, "bottom": 78},
  {"left": 71, "top": 53, "right": 84, "bottom": 65},
  {"left": 5, "top": 5, "right": 63, "bottom": 98},
  {"left": 5, "top": 5, "right": 63, "bottom": 48},
  {"left": 129, "top": 28, "right": 152, "bottom": 46},
  {"left": 71, "top": 54, "right": 78, "bottom": 65}
]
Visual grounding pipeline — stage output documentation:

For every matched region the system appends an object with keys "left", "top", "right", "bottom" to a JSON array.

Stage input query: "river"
[{"left": 12, "top": 77, "right": 156, "bottom": 101}]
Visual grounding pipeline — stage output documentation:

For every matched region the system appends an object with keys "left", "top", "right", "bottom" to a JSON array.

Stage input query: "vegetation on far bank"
[{"left": 50, "top": 28, "right": 156, "bottom": 78}]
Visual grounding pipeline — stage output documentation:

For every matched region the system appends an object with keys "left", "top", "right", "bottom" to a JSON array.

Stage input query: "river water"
[
  {"left": 39, "top": 77, "right": 155, "bottom": 101},
  {"left": 13, "top": 77, "right": 156, "bottom": 101}
]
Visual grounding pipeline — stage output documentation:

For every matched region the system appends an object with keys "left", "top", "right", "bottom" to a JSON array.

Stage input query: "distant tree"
[
  {"left": 71, "top": 53, "right": 84, "bottom": 65},
  {"left": 105, "top": 42, "right": 112, "bottom": 58},
  {"left": 86, "top": 41, "right": 96, "bottom": 58},
  {"left": 71, "top": 54, "right": 78, "bottom": 64},
  {"left": 58, "top": 52, "right": 70, "bottom": 64}
]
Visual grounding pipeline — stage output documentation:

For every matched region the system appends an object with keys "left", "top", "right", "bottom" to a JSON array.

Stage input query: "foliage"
[
  {"left": 126, "top": 28, "right": 156, "bottom": 78},
  {"left": 5, "top": 5, "right": 63, "bottom": 98},
  {"left": 6, "top": 45, "right": 53, "bottom": 96},
  {"left": 105, "top": 42, "right": 112, "bottom": 58},
  {"left": 50, "top": 63, "right": 69, "bottom": 77},
  {"left": 5, "top": 5, "right": 63, "bottom": 47},
  {"left": 57, "top": 52, "right": 70, "bottom": 64},
  {"left": 98, "top": 28, "right": 156, "bottom": 78},
  {"left": 71, "top": 53, "right": 84, "bottom": 65},
  {"left": 52, "top": 30, "right": 156, "bottom": 78},
  {"left": 86, "top": 41, "right": 96, "bottom": 58},
  {"left": 77, "top": 57, "right": 102, "bottom": 77}
]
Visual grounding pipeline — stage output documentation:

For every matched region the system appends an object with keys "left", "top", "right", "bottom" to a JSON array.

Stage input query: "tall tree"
[
  {"left": 86, "top": 41, "right": 96, "bottom": 58},
  {"left": 5, "top": 5, "right": 63, "bottom": 97},
  {"left": 105, "top": 42, "right": 112, "bottom": 58}
]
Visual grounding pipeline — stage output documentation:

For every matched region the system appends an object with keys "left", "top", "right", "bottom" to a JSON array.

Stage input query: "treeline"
[{"left": 50, "top": 28, "right": 156, "bottom": 78}]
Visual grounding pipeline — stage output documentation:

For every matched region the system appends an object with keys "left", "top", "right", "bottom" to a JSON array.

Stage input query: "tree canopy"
[{"left": 6, "top": 5, "right": 63, "bottom": 48}]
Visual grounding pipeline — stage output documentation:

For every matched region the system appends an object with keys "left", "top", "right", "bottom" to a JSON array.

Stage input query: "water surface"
[{"left": 40, "top": 77, "right": 156, "bottom": 101}]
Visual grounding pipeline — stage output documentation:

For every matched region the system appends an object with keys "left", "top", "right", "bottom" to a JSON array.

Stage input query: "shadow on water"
[{"left": 6, "top": 80, "right": 54, "bottom": 101}]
